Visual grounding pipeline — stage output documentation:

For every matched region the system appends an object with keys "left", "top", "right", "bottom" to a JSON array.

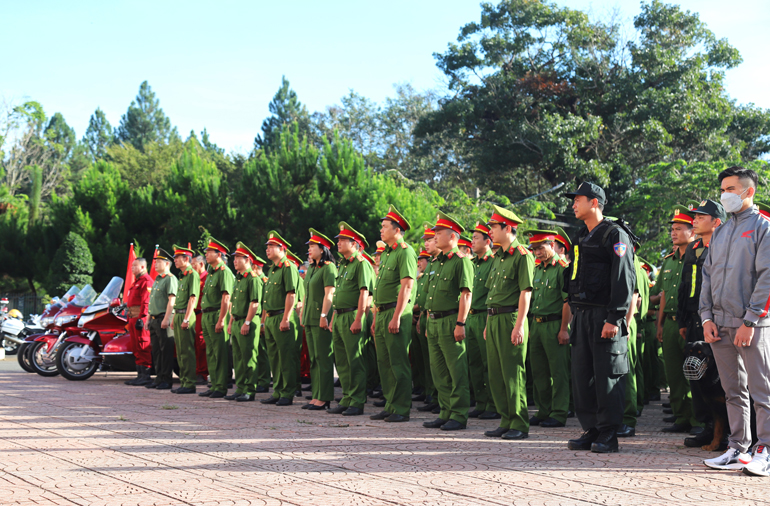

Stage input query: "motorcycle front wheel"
[
  {"left": 3, "top": 337, "right": 19, "bottom": 355},
  {"left": 30, "top": 341, "right": 60, "bottom": 377},
  {"left": 17, "top": 343, "right": 34, "bottom": 373},
  {"left": 56, "top": 342, "right": 98, "bottom": 381}
]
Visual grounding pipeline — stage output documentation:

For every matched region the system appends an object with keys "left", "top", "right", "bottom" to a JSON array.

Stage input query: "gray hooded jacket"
[{"left": 700, "top": 205, "right": 770, "bottom": 328}]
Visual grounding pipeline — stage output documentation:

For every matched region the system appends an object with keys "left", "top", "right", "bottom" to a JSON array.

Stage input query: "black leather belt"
[
  {"left": 487, "top": 306, "right": 518, "bottom": 316},
  {"left": 201, "top": 307, "right": 219, "bottom": 314},
  {"left": 376, "top": 302, "right": 398, "bottom": 312},
  {"left": 232, "top": 314, "right": 247, "bottom": 320},
  {"left": 151, "top": 313, "right": 166, "bottom": 319},
  {"left": 666, "top": 314, "right": 677, "bottom": 321},
  {"left": 266, "top": 309, "right": 285, "bottom": 317},
  {"left": 428, "top": 309, "right": 459, "bottom": 319},
  {"left": 533, "top": 313, "right": 562, "bottom": 323},
  {"left": 469, "top": 309, "right": 484, "bottom": 315},
  {"left": 334, "top": 307, "right": 357, "bottom": 315},
  {"left": 194, "top": 309, "right": 202, "bottom": 315},
  {"left": 174, "top": 309, "right": 187, "bottom": 314}
]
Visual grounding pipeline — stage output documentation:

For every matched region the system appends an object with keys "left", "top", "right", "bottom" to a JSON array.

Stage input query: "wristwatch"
[
  {"left": 183, "top": 319, "right": 189, "bottom": 324},
  {"left": 321, "top": 313, "right": 327, "bottom": 318},
  {"left": 244, "top": 321, "right": 251, "bottom": 326},
  {"left": 743, "top": 320, "right": 757, "bottom": 328}
]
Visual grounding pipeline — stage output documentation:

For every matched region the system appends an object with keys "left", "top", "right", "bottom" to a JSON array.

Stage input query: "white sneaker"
[
  {"left": 704, "top": 448, "right": 752, "bottom": 470},
  {"left": 744, "top": 445, "right": 770, "bottom": 476}
]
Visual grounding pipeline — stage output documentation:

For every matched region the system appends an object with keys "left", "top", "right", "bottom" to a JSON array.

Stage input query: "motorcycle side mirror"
[{"left": 109, "top": 298, "right": 121, "bottom": 308}]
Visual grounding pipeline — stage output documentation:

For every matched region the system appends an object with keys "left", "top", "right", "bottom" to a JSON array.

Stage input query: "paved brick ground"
[{"left": 2, "top": 361, "right": 770, "bottom": 505}]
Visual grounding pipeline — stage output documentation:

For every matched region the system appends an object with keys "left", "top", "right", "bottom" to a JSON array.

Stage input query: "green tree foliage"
[
  {"left": 115, "top": 81, "right": 180, "bottom": 151},
  {"left": 83, "top": 107, "right": 114, "bottom": 159},
  {"left": 48, "top": 231, "right": 94, "bottom": 293},
  {"left": 255, "top": 76, "right": 313, "bottom": 152}
]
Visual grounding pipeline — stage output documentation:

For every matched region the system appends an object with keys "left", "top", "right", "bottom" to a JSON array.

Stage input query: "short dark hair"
[
  {"left": 385, "top": 219, "right": 404, "bottom": 234},
  {"left": 597, "top": 202, "right": 605, "bottom": 211},
  {"left": 473, "top": 231, "right": 491, "bottom": 244},
  {"left": 719, "top": 166, "right": 758, "bottom": 189}
]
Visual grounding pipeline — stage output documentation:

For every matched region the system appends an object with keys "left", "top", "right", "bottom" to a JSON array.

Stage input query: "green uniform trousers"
[
  {"left": 466, "top": 311, "right": 493, "bottom": 412},
  {"left": 365, "top": 310, "right": 379, "bottom": 390},
  {"left": 416, "top": 312, "right": 436, "bottom": 398},
  {"left": 172, "top": 313, "right": 197, "bottom": 389},
  {"left": 662, "top": 316, "right": 697, "bottom": 426},
  {"left": 332, "top": 311, "right": 367, "bottom": 409},
  {"left": 257, "top": 327, "right": 271, "bottom": 388},
  {"left": 230, "top": 317, "right": 259, "bottom": 395},
  {"left": 201, "top": 311, "right": 230, "bottom": 393},
  {"left": 305, "top": 325, "right": 334, "bottom": 402},
  {"left": 623, "top": 317, "right": 639, "bottom": 427},
  {"left": 264, "top": 312, "right": 299, "bottom": 399},
  {"left": 486, "top": 312, "right": 529, "bottom": 432},
  {"left": 635, "top": 318, "right": 645, "bottom": 414},
  {"left": 374, "top": 307, "right": 412, "bottom": 417},
  {"left": 427, "top": 315, "right": 470, "bottom": 424},
  {"left": 642, "top": 318, "right": 664, "bottom": 399},
  {"left": 410, "top": 317, "right": 424, "bottom": 392},
  {"left": 529, "top": 319, "right": 570, "bottom": 424}
]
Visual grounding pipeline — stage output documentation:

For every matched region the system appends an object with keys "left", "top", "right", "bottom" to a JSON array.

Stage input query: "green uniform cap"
[
  {"left": 154, "top": 247, "right": 173, "bottom": 261},
  {"left": 361, "top": 251, "right": 375, "bottom": 266},
  {"left": 638, "top": 256, "right": 656, "bottom": 277},
  {"left": 431, "top": 210, "right": 466, "bottom": 234},
  {"left": 522, "top": 229, "right": 559, "bottom": 244},
  {"left": 488, "top": 204, "right": 524, "bottom": 227},
  {"left": 265, "top": 230, "right": 291, "bottom": 249},
  {"left": 286, "top": 249, "right": 304, "bottom": 267},
  {"left": 381, "top": 204, "right": 412, "bottom": 231},
  {"left": 669, "top": 201, "right": 699, "bottom": 224},
  {"left": 253, "top": 255, "right": 267, "bottom": 266},
  {"left": 233, "top": 241, "right": 258, "bottom": 264},
  {"left": 172, "top": 244, "right": 195, "bottom": 257},
  {"left": 757, "top": 201, "right": 770, "bottom": 220},
  {"left": 306, "top": 228, "right": 334, "bottom": 249},
  {"left": 336, "top": 221, "right": 368, "bottom": 249},
  {"left": 553, "top": 226, "right": 571, "bottom": 250},
  {"left": 204, "top": 237, "right": 229, "bottom": 255}
]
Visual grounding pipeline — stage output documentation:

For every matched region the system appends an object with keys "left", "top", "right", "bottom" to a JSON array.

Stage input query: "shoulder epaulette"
[
  {"left": 558, "top": 258, "right": 569, "bottom": 267},
  {"left": 401, "top": 242, "right": 408, "bottom": 249},
  {"left": 357, "top": 255, "right": 365, "bottom": 262},
  {"left": 663, "top": 252, "right": 674, "bottom": 259},
  {"left": 517, "top": 245, "right": 530, "bottom": 255},
  {"left": 456, "top": 251, "right": 466, "bottom": 258},
  {"left": 262, "top": 276, "right": 268, "bottom": 283}
]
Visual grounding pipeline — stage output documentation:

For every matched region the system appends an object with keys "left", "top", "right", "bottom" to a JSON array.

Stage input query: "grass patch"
[{"left": 161, "top": 404, "right": 179, "bottom": 410}]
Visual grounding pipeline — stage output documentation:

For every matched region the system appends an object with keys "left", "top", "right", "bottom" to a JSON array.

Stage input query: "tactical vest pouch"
[{"left": 605, "top": 320, "right": 629, "bottom": 376}]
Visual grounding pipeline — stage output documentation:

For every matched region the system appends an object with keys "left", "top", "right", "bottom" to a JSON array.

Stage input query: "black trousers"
[
  {"left": 684, "top": 312, "right": 712, "bottom": 427},
  {"left": 570, "top": 306, "right": 628, "bottom": 431},
  {"left": 149, "top": 315, "right": 175, "bottom": 384}
]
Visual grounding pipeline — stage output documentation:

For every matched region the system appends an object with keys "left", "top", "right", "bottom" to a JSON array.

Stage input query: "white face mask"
[{"left": 720, "top": 188, "right": 748, "bottom": 213}]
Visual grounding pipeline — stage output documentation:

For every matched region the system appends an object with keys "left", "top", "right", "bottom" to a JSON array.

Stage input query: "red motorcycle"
[
  {"left": 56, "top": 277, "right": 131, "bottom": 381},
  {"left": 28, "top": 285, "right": 97, "bottom": 377}
]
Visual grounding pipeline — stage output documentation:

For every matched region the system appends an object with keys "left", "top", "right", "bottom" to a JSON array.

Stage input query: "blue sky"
[{"left": 2, "top": 0, "right": 768, "bottom": 154}]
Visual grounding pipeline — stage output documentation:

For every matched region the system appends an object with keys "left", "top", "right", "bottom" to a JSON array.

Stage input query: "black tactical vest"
[{"left": 567, "top": 220, "right": 615, "bottom": 306}]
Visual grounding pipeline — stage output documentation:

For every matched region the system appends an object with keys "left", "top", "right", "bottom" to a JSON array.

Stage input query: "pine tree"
[
  {"left": 115, "top": 81, "right": 179, "bottom": 151},
  {"left": 254, "top": 76, "right": 312, "bottom": 151},
  {"left": 48, "top": 231, "right": 95, "bottom": 292},
  {"left": 83, "top": 107, "right": 113, "bottom": 159}
]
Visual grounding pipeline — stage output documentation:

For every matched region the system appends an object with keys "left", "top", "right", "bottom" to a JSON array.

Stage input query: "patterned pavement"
[{"left": 1, "top": 359, "right": 770, "bottom": 506}]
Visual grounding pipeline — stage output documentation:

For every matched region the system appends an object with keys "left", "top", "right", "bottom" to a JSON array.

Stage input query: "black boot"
[
  {"left": 591, "top": 428, "right": 619, "bottom": 453},
  {"left": 125, "top": 366, "right": 143, "bottom": 385},
  {"left": 133, "top": 366, "right": 153, "bottom": 386},
  {"left": 568, "top": 428, "right": 599, "bottom": 450}
]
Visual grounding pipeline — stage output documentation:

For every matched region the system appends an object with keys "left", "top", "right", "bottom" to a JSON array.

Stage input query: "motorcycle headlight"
[
  {"left": 54, "top": 315, "right": 77, "bottom": 326},
  {"left": 40, "top": 317, "right": 54, "bottom": 327},
  {"left": 77, "top": 313, "right": 96, "bottom": 327}
]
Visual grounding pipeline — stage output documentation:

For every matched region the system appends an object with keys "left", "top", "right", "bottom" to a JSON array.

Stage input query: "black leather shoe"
[
  {"left": 684, "top": 429, "right": 714, "bottom": 447},
  {"left": 236, "top": 394, "right": 255, "bottom": 402},
  {"left": 591, "top": 429, "right": 619, "bottom": 453},
  {"left": 663, "top": 408, "right": 673, "bottom": 414},
  {"left": 541, "top": 417, "right": 565, "bottom": 428},
  {"left": 567, "top": 411, "right": 575, "bottom": 418},
  {"left": 175, "top": 386, "right": 196, "bottom": 394},
  {"left": 662, "top": 402, "right": 671, "bottom": 408},
  {"left": 636, "top": 410, "right": 642, "bottom": 417},
  {"left": 373, "top": 400, "right": 387, "bottom": 408},
  {"left": 295, "top": 390, "right": 302, "bottom": 398},
  {"left": 302, "top": 384, "right": 312, "bottom": 391},
  {"left": 616, "top": 424, "right": 636, "bottom": 437},
  {"left": 423, "top": 418, "right": 447, "bottom": 428},
  {"left": 529, "top": 416, "right": 543, "bottom": 426},
  {"left": 649, "top": 393, "right": 661, "bottom": 401},
  {"left": 198, "top": 390, "right": 214, "bottom": 397},
  {"left": 412, "top": 394, "right": 426, "bottom": 402},
  {"left": 568, "top": 428, "right": 599, "bottom": 450},
  {"left": 224, "top": 393, "right": 240, "bottom": 400},
  {"left": 255, "top": 385, "right": 269, "bottom": 393},
  {"left": 468, "top": 409, "right": 484, "bottom": 418},
  {"left": 260, "top": 396, "right": 279, "bottom": 404},
  {"left": 479, "top": 411, "right": 501, "bottom": 420},
  {"left": 384, "top": 413, "right": 409, "bottom": 422},
  {"left": 431, "top": 406, "right": 441, "bottom": 414},
  {"left": 304, "top": 396, "right": 313, "bottom": 401},
  {"left": 335, "top": 397, "right": 342, "bottom": 403},
  {"left": 369, "top": 410, "right": 391, "bottom": 420},
  {"left": 327, "top": 405, "right": 347, "bottom": 414},
  {"left": 301, "top": 403, "right": 312, "bottom": 409},
  {"left": 307, "top": 402, "right": 330, "bottom": 411},
  {"left": 423, "top": 395, "right": 434, "bottom": 404},
  {"left": 342, "top": 407, "right": 364, "bottom": 416},
  {"left": 502, "top": 429, "right": 528, "bottom": 440},
  {"left": 690, "top": 426, "right": 705, "bottom": 435},
  {"left": 416, "top": 403, "right": 438, "bottom": 412},
  {"left": 195, "top": 374, "right": 207, "bottom": 385},
  {"left": 441, "top": 420, "right": 466, "bottom": 431},
  {"left": 145, "top": 383, "right": 159, "bottom": 389},
  {"left": 275, "top": 397, "right": 293, "bottom": 406},
  {"left": 155, "top": 382, "right": 172, "bottom": 390},
  {"left": 484, "top": 427, "right": 508, "bottom": 438},
  {"left": 662, "top": 423, "right": 691, "bottom": 433},
  {"left": 209, "top": 391, "right": 226, "bottom": 399},
  {"left": 663, "top": 415, "right": 677, "bottom": 423}
]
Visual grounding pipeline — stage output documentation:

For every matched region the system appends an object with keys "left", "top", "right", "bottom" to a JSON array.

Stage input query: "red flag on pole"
[
  {"left": 148, "top": 245, "right": 159, "bottom": 280},
  {"left": 124, "top": 243, "right": 136, "bottom": 300}
]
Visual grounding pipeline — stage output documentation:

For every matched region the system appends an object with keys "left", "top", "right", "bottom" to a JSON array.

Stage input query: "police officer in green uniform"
[
  {"left": 525, "top": 229, "right": 571, "bottom": 428},
  {"left": 361, "top": 250, "right": 379, "bottom": 394},
  {"left": 563, "top": 182, "right": 635, "bottom": 454},
  {"left": 411, "top": 242, "right": 431, "bottom": 401},
  {"left": 483, "top": 205, "right": 535, "bottom": 440},
  {"left": 414, "top": 223, "right": 438, "bottom": 411},
  {"left": 302, "top": 229, "right": 338, "bottom": 410},
  {"left": 223, "top": 242, "right": 262, "bottom": 402},
  {"left": 260, "top": 231, "right": 301, "bottom": 406},
  {"left": 327, "top": 222, "right": 372, "bottom": 416},
  {"left": 370, "top": 205, "right": 417, "bottom": 423},
  {"left": 146, "top": 248, "right": 178, "bottom": 390},
  {"left": 422, "top": 212, "right": 474, "bottom": 431},
  {"left": 170, "top": 245, "right": 200, "bottom": 394},
  {"left": 657, "top": 204, "right": 698, "bottom": 432},
  {"left": 251, "top": 258, "right": 271, "bottom": 393},
  {"left": 467, "top": 222, "right": 497, "bottom": 420},
  {"left": 198, "top": 238, "right": 235, "bottom": 399}
]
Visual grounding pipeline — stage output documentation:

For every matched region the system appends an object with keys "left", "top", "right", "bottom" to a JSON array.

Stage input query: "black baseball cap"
[
  {"left": 563, "top": 182, "right": 607, "bottom": 206},
  {"left": 690, "top": 199, "right": 727, "bottom": 222}
]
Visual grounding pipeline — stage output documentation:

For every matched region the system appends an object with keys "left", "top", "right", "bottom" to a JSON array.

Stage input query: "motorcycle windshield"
[
  {"left": 72, "top": 285, "right": 97, "bottom": 307},
  {"left": 62, "top": 285, "right": 80, "bottom": 301},
  {"left": 92, "top": 277, "right": 124, "bottom": 307}
]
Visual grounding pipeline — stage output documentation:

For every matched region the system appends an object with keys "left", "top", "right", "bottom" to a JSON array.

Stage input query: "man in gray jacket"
[{"left": 700, "top": 166, "right": 770, "bottom": 475}]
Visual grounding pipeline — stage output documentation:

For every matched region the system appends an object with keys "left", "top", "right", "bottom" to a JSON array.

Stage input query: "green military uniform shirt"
[
  {"left": 424, "top": 247, "right": 474, "bottom": 312},
  {"left": 149, "top": 273, "right": 178, "bottom": 316},
  {"left": 658, "top": 248, "right": 686, "bottom": 315},
  {"left": 263, "top": 257, "right": 299, "bottom": 312},
  {"left": 635, "top": 257, "right": 650, "bottom": 317},
  {"left": 201, "top": 260, "right": 235, "bottom": 310},
  {"left": 530, "top": 253, "right": 568, "bottom": 316},
  {"left": 231, "top": 270, "right": 262, "bottom": 319},
  {"left": 333, "top": 251, "right": 371, "bottom": 310},
  {"left": 173, "top": 266, "right": 200, "bottom": 311},
  {"left": 303, "top": 261, "right": 338, "bottom": 323},
  {"left": 470, "top": 250, "right": 494, "bottom": 311},
  {"left": 373, "top": 237, "right": 417, "bottom": 306},
  {"left": 485, "top": 239, "right": 535, "bottom": 308},
  {"left": 413, "top": 266, "right": 430, "bottom": 311}
]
